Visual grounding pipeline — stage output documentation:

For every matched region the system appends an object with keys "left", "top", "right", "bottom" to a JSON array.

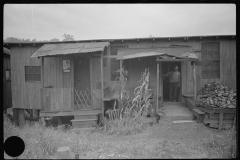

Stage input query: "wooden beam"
[
  {"left": 156, "top": 59, "right": 199, "bottom": 62},
  {"left": 71, "top": 57, "right": 74, "bottom": 111},
  {"left": 157, "top": 62, "right": 159, "bottom": 110},
  {"left": 18, "top": 109, "right": 25, "bottom": 127},
  {"left": 41, "top": 57, "right": 44, "bottom": 88},
  {"left": 160, "top": 62, "right": 163, "bottom": 106},
  {"left": 103, "top": 55, "right": 120, "bottom": 58},
  {"left": 58, "top": 117, "right": 62, "bottom": 125},
  {"left": 13, "top": 108, "right": 18, "bottom": 126},
  {"left": 219, "top": 113, "right": 223, "bottom": 130},
  {"left": 192, "top": 62, "right": 196, "bottom": 103},
  {"left": 119, "top": 59, "right": 123, "bottom": 97},
  {"left": 100, "top": 52, "right": 104, "bottom": 119}
]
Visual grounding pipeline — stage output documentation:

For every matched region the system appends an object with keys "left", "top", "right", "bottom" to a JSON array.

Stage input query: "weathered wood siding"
[
  {"left": 41, "top": 88, "right": 72, "bottom": 111},
  {"left": 103, "top": 46, "right": 111, "bottom": 88},
  {"left": 125, "top": 57, "right": 158, "bottom": 98},
  {"left": 10, "top": 44, "right": 42, "bottom": 109},
  {"left": 42, "top": 55, "right": 75, "bottom": 112},
  {"left": 107, "top": 36, "right": 236, "bottom": 97},
  {"left": 3, "top": 54, "right": 12, "bottom": 109},
  {"left": 43, "top": 56, "right": 74, "bottom": 88},
  {"left": 90, "top": 53, "right": 103, "bottom": 109}
]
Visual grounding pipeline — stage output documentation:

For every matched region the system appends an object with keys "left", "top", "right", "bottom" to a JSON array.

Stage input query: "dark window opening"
[
  {"left": 123, "top": 60, "right": 130, "bottom": 80},
  {"left": 25, "top": 66, "right": 41, "bottom": 82},
  {"left": 201, "top": 42, "right": 220, "bottom": 79},
  {"left": 111, "top": 59, "right": 120, "bottom": 81},
  {"left": 110, "top": 45, "right": 128, "bottom": 55}
]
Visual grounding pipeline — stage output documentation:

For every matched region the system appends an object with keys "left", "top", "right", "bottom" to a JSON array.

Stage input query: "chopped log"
[{"left": 197, "top": 82, "right": 236, "bottom": 109}]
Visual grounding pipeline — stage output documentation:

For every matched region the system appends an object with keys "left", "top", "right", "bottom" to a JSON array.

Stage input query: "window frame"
[
  {"left": 25, "top": 66, "right": 41, "bottom": 82},
  {"left": 201, "top": 42, "right": 220, "bottom": 79}
]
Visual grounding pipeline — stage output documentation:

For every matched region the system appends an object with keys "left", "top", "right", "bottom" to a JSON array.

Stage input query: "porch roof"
[
  {"left": 31, "top": 42, "right": 110, "bottom": 58},
  {"left": 116, "top": 46, "right": 199, "bottom": 61}
]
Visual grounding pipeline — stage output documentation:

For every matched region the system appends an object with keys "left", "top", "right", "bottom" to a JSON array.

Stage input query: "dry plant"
[
  {"left": 203, "top": 126, "right": 237, "bottom": 158},
  {"left": 104, "top": 67, "right": 153, "bottom": 135},
  {"left": 4, "top": 115, "right": 102, "bottom": 159}
]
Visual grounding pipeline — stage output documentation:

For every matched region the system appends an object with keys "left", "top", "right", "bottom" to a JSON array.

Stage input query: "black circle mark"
[{"left": 4, "top": 136, "right": 25, "bottom": 158}]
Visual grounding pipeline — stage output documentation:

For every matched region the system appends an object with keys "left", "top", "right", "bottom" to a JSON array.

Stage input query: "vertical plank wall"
[
  {"left": 3, "top": 54, "right": 12, "bottom": 109},
  {"left": 91, "top": 53, "right": 102, "bottom": 109},
  {"left": 109, "top": 36, "right": 236, "bottom": 98},
  {"left": 43, "top": 55, "right": 74, "bottom": 111},
  {"left": 10, "top": 44, "right": 42, "bottom": 109}
]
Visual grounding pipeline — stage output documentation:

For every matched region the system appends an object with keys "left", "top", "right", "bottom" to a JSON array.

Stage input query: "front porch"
[
  {"left": 30, "top": 42, "right": 110, "bottom": 128},
  {"left": 160, "top": 102, "right": 194, "bottom": 121}
]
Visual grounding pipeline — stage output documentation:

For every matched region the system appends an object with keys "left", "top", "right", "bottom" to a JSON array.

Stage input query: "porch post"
[
  {"left": 100, "top": 52, "right": 104, "bottom": 119},
  {"left": 157, "top": 62, "right": 159, "bottom": 111},
  {"left": 119, "top": 59, "right": 123, "bottom": 96},
  {"left": 41, "top": 57, "right": 44, "bottom": 88},
  {"left": 192, "top": 61, "right": 196, "bottom": 103}
]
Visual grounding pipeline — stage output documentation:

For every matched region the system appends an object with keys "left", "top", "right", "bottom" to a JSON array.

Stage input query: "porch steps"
[
  {"left": 72, "top": 127, "right": 97, "bottom": 133},
  {"left": 70, "top": 110, "right": 100, "bottom": 129}
]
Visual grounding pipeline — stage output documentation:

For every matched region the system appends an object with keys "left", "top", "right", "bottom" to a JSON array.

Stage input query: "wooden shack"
[
  {"left": 3, "top": 47, "right": 12, "bottom": 113},
  {"left": 6, "top": 41, "right": 110, "bottom": 128},
  {"left": 4, "top": 34, "right": 236, "bottom": 127},
  {"left": 102, "top": 35, "right": 236, "bottom": 113}
]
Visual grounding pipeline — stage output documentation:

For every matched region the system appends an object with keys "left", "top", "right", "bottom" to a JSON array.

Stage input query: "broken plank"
[{"left": 172, "top": 120, "right": 195, "bottom": 124}]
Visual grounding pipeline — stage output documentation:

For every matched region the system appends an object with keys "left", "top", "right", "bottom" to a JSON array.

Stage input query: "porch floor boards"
[
  {"left": 40, "top": 109, "right": 101, "bottom": 117},
  {"left": 161, "top": 102, "right": 194, "bottom": 121}
]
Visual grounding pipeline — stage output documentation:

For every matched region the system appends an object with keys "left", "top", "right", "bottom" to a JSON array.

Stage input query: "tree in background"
[
  {"left": 4, "top": 35, "right": 72, "bottom": 43},
  {"left": 62, "top": 34, "right": 74, "bottom": 41}
]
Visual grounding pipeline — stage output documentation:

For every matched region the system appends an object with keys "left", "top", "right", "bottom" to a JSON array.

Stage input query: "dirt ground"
[{"left": 74, "top": 117, "right": 235, "bottom": 159}]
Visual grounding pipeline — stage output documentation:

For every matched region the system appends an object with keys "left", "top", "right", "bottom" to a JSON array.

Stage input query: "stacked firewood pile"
[{"left": 197, "top": 82, "right": 236, "bottom": 109}]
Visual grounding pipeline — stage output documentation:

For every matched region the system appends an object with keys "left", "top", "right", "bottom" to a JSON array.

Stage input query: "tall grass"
[
  {"left": 203, "top": 126, "right": 237, "bottom": 158},
  {"left": 4, "top": 115, "right": 102, "bottom": 159},
  {"left": 104, "top": 68, "right": 152, "bottom": 135}
]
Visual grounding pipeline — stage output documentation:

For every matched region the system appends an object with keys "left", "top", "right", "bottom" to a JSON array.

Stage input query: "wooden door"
[
  {"left": 74, "top": 56, "right": 91, "bottom": 109},
  {"left": 90, "top": 55, "right": 102, "bottom": 109}
]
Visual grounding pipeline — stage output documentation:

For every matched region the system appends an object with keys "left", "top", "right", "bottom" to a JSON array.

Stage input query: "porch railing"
[{"left": 74, "top": 88, "right": 92, "bottom": 109}]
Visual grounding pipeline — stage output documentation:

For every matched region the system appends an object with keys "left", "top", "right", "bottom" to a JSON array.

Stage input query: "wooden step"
[
  {"left": 192, "top": 108, "right": 205, "bottom": 123},
  {"left": 40, "top": 109, "right": 101, "bottom": 117},
  {"left": 74, "top": 114, "right": 98, "bottom": 120},
  {"left": 71, "top": 119, "right": 97, "bottom": 128},
  {"left": 72, "top": 127, "right": 97, "bottom": 133},
  {"left": 71, "top": 118, "right": 97, "bottom": 122}
]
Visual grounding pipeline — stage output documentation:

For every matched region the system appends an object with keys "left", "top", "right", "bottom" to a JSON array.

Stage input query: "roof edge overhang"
[
  {"left": 31, "top": 42, "right": 109, "bottom": 58},
  {"left": 116, "top": 47, "right": 199, "bottom": 61},
  {"left": 156, "top": 58, "right": 199, "bottom": 62},
  {"left": 3, "top": 34, "right": 236, "bottom": 45}
]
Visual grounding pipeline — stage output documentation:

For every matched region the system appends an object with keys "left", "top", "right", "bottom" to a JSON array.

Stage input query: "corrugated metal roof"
[
  {"left": 117, "top": 46, "right": 199, "bottom": 60},
  {"left": 31, "top": 42, "right": 109, "bottom": 58},
  {"left": 3, "top": 47, "right": 10, "bottom": 54}
]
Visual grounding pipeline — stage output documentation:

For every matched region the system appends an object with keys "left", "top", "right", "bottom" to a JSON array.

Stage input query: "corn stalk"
[{"left": 109, "top": 67, "right": 151, "bottom": 129}]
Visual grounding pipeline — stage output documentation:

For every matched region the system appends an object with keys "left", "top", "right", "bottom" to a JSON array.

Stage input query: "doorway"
[
  {"left": 74, "top": 55, "right": 91, "bottom": 110},
  {"left": 162, "top": 62, "right": 181, "bottom": 102}
]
